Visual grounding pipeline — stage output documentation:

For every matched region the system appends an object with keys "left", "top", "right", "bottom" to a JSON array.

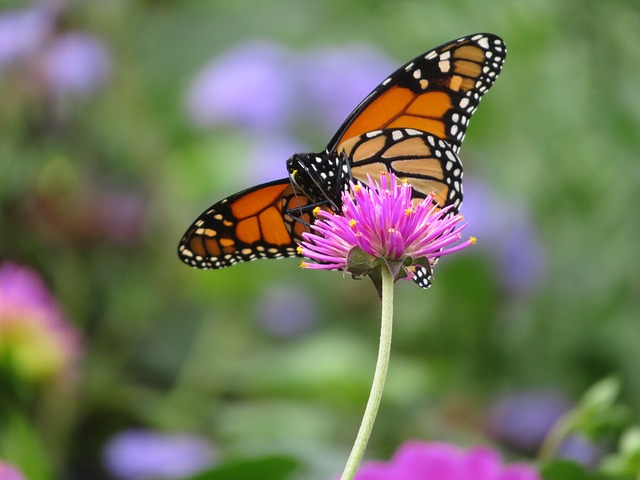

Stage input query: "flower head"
[
  {"left": 353, "top": 441, "right": 541, "bottom": 480},
  {"left": 0, "top": 261, "right": 81, "bottom": 384},
  {"left": 298, "top": 172, "right": 474, "bottom": 290}
]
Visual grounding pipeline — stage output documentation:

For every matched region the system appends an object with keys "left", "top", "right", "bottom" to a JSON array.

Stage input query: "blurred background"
[{"left": 1, "top": 0, "right": 639, "bottom": 479}]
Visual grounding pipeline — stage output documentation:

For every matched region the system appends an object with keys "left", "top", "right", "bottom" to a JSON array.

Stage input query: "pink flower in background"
[
  {"left": 0, "top": 461, "right": 25, "bottom": 480},
  {"left": 354, "top": 441, "right": 541, "bottom": 480},
  {"left": 0, "top": 261, "right": 81, "bottom": 383}
]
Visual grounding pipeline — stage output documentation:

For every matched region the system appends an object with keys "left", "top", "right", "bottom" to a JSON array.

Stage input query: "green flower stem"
[
  {"left": 341, "top": 265, "right": 394, "bottom": 480},
  {"left": 537, "top": 410, "right": 576, "bottom": 463}
]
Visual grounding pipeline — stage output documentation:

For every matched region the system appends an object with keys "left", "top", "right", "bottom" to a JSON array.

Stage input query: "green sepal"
[{"left": 346, "top": 246, "right": 377, "bottom": 277}]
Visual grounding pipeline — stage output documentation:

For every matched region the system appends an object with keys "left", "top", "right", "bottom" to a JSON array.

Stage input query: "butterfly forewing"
[
  {"left": 178, "top": 179, "right": 312, "bottom": 269},
  {"left": 327, "top": 33, "right": 506, "bottom": 155}
]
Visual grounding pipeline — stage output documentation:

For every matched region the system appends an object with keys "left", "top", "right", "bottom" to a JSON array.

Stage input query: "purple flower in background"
[
  {"left": 256, "top": 284, "right": 318, "bottom": 338},
  {"left": 41, "top": 32, "right": 111, "bottom": 96},
  {"left": 0, "top": 261, "right": 81, "bottom": 383},
  {"left": 185, "top": 41, "right": 295, "bottom": 131},
  {"left": 556, "top": 434, "right": 605, "bottom": 469},
  {"left": 0, "top": 7, "right": 53, "bottom": 69},
  {"left": 488, "top": 391, "right": 605, "bottom": 468},
  {"left": 488, "top": 391, "right": 572, "bottom": 454},
  {"left": 462, "top": 179, "right": 546, "bottom": 295},
  {"left": 0, "top": 461, "right": 26, "bottom": 480},
  {"left": 297, "top": 45, "right": 394, "bottom": 137},
  {"left": 103, "top": 429, "right": 216, "bottom": 480},
  {"left": 353, "top": 441, "right": 541, "bottom": 480}
]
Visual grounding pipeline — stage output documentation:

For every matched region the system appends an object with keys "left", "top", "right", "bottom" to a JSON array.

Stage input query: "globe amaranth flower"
[
  {"left": 354, "top": 441, "right": 541, "bottom": 480},
  {"left": 298, "top": 172, "right": 475, "bottom": 288},
  {"left": 0, "top": 260, "right": 81, "bottom": 384}
]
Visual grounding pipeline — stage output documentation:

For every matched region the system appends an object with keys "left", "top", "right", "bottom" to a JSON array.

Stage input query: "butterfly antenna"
[
  {"left": 288, "top": 175, "right": 311, "bottom": 232},
  {"left": 301, "top": 164, "right": 340, "bottom": 212}
]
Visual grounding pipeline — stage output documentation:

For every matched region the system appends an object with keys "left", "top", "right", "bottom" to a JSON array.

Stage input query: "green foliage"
[
  {"left": 542, "top": 460, "right": 591, "bottom": 480},
  {"left": 186, "top": 455, "right": 300, "bottom": 480}
]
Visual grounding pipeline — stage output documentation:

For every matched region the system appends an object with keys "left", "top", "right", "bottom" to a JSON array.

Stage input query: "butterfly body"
[
  {"left": 286, "top": 151, "right": 351, "bottom": 212},
  {"left": 178, "top": 33, "right": 506, "bottom": 286}
]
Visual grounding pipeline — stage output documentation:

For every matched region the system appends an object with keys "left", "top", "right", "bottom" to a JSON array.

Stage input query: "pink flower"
[
  {"left": 354, "top": 441, "right": 541, "bottom": 480},
  {"left": 0, "top": 260, "right": 81, "bottom": 383},
  {"left": 0, "top": 461, "right": 25, "bottom": 480},
  {"left": 298, "top": 173, "right": 474, "bottom": 288}
]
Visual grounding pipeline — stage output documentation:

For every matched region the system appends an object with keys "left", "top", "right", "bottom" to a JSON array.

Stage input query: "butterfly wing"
[
  {"left": 327, "top": 33, "right": 506, "bottom": 288},
  {"left": 178, "top": 179, "right": 313, "bottom": 269},
  {"left": 327, "top": 33, "right": 506, "bottom": 156},
  {"left": 339, "top": 128, "right": 463, "bottom": 212}
]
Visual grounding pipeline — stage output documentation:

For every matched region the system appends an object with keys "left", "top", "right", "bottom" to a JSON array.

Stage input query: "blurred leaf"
[
  {"left": 556, "top": 376, "right": 630, "bottom": 442},
  {"left": 579, "top": 377, "right": 621, "bottom": 414},
  {"left": 541, "top": 460, "right": 589, "bottom": 480},
  {"left": 599, "top": 427, "right": 640, "bottom": 478},
  {"left": 185, "top": 454, "right": 300, "bottom": 480},
  {"left": 619, "top": 427, "right": 640, "bottom": 456},
  {"left": 0, "top": 411, "right": 51, "bottom": 480}
]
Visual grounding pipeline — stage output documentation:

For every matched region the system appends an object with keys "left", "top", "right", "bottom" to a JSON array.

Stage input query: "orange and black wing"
[
  {"left": 339, "top": 128, "right": 464, "bottom": 213},
  {"left": 178, "top": 179, "right": 314, "bottom": 269},
  {"left": 327, "top": 33, "right": 506, "bottom": 156}
]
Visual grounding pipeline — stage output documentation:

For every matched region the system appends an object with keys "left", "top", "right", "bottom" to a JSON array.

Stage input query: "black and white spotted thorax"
[{"left": 286, "top": 152, "right": 352, "bottom": 211}]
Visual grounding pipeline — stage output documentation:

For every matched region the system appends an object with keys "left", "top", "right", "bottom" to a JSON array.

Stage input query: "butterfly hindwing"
[
  {"left": 339, "top": 128, "right": 463, "bottom": 213},
  {"left": 178, "top": 179, "right": 313, "bottom": 269},
  {"left": 327, "top": 33, "right": 506, "bottom": 155}
]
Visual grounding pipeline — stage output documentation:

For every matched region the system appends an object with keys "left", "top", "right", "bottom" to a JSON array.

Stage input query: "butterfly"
[{"left": 178, "top": 33, "right": 506, "bottom": 287}]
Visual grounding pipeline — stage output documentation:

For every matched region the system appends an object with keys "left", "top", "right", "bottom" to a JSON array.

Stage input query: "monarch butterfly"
[{"left": 178, "top": 33, "right": 506, "bottom": 286}]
